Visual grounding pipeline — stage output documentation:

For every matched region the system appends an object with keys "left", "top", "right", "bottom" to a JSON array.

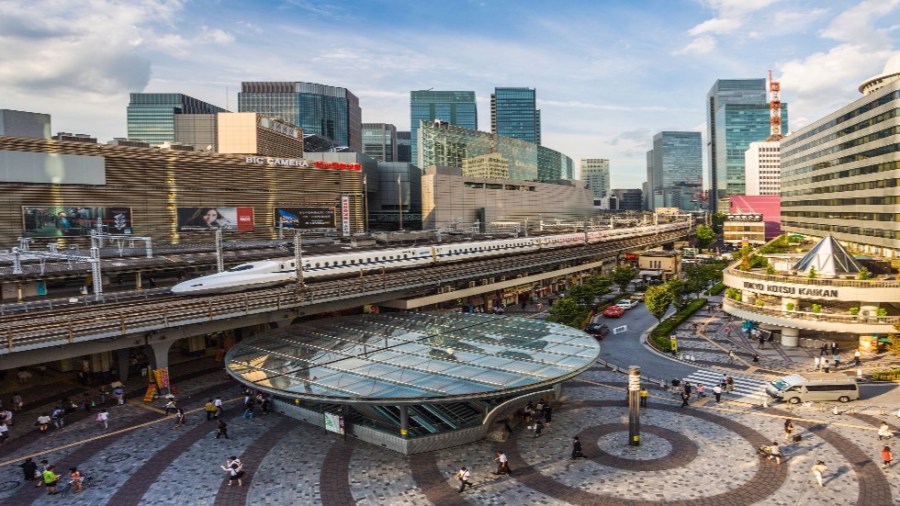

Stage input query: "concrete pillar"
[
  {"left": 399, "top": 405, "right": 409, "bottom": 439},
  {"left": 116, "top": 348, "right": 131, "bottom": 382},
  {"left": 146, "top": 340, "right": 174, "bottom": 395},
  {"left": 135, "top": 271, "right": 142, "bottom": 291},
  {"left": 781, "top": 327, "right": 799, "bottom": 347}
]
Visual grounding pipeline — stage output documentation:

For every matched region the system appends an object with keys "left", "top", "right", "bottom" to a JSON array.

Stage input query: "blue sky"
[{"left": 1, "top": 0, "right": 897, "bottom": 188}]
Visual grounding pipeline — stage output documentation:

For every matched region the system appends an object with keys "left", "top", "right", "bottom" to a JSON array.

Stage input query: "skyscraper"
[
  {"left": 362, "top": 123, "right": 398, "bottom": 162},
  {"left": 127, "top": 93, "right": 226, "bottom": 146},
  {"left": 706, "top": 79, "right": 788, "bottom": 211},
  {"left": 744, "top": 141, "right": 781, "bottom": 196},
  {"left": 491, "top": 87, "right": 541, "bottom": 145},
  {"left": 238, "top": 82, "right": 362, "bottom": 152},
  {"left": 648, "top": 131, "right": 702, "bottom": 211},
  {"left": 580, "top": 158, "right": 610, "bottom": 201},
  {"left": 396, "top": 131, "right": 411, "bottom": 163},
  {"left": 410, "top": 91, "right": 477, "bottom": 166}
]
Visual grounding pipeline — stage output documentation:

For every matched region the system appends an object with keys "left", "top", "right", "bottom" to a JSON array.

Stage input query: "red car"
[{"left": 602, "top": 305, "right": 625, "bottom": 318}]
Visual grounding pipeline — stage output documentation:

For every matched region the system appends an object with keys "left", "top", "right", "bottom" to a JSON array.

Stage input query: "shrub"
[
  {"left": 648, "top": 298, "right": 708, "bottom": 352},
  {"left": 858, "top": 267, "right": 872, "bottom": 280},
  {"left": 755, "top": 299, "right": 765, "bottom": 307},
  {"left": 849, "top": 307, "right": 860, "bottom": 315},
  {"left": 877, "top": 307, "right": 888, "bottom": 317},
  {"left": 725, "top": 287, "right": 739, "bottom": 300},
  {"left": 707, "top": 282, "right": 725, "bottom": 296},
  {"left": 786, "top": 302, "right": 795, "bottom": 311},
  {"left": 812, "top": 304, "right": 822, "bottom": 314}
]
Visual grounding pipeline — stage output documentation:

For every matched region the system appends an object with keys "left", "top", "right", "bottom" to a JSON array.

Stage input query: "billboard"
[
  {"left": 23, "top": 206, "right": 132, "bottom": 237},
  {"left": 177, "top": 207, "right": 254, "bottom": 232},
  {"left": 274, "top": 207, "right": 335, "bottom": 230}
]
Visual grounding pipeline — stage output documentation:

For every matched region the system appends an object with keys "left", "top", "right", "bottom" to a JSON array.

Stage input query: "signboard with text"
[
  {"left": 23, "top": 206, "right": 132, "bottom": 237},
  {"left": 274, "top": 207, "right": 336, "bottom": 229},
  {"left": 177, "top": 207, "right": 254, "bottom": 232},
  {"left": 340, "top": 196, "right": 350, "bottom": 237}
]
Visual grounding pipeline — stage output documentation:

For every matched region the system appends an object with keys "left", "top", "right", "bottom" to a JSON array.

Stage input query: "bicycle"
[{"left": 59, "top": 475, "right": 95, "bottom": 496}]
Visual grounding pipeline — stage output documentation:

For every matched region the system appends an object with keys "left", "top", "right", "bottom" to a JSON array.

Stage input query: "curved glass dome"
[{"left": 224, "top": 312, "right": 600, "bottom": 404}]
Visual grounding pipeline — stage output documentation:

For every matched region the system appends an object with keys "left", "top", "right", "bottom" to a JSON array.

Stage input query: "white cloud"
[
  {"left": 676, "top": 35, "right": 716, "bottom": 55},
  {"left": 688, "top": 17, "right": 741, "bottom": 36},
  {"left": 820, "top": 0, "right": 900, "bottom": 43}
]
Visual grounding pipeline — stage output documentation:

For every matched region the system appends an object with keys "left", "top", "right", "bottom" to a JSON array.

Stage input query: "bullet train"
[{"left": 170, "top": 222, "right": 689, "bottom": 295}]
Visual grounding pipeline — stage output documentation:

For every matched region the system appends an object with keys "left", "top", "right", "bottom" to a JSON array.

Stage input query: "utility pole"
[
  {"left": 294, "top": 230, "right": 304, "bottom": 290},
  {"left": 397, "top": 174, "right": 404, "bottom": 231},
  {"left": 215, "top": 229, "right": 224, "bottom": 273}
]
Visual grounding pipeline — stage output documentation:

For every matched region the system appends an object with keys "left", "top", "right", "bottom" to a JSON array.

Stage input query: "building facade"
[
  {"left": 238, "top": 82, "right": 362, "bottom": 152},
  {"left": 361, "top": 123, "right": 398, "bottom": 162},
  {"left": 581, "top": 158, "right": 610, "bottom": 201},
  {"left": 127, "top": 93, "right": 226, "bottom": 146},
  {"left": 462, "top": 153, "right": 510, "bottom": 179},
  {"left": 647, "top": 131, "right": 702, "bottom": 211},
  {"left": 217, "top": 113, "right": 304, "bottom": 158},
  {"left": 417, "top": 121, "right": 538, "bottom": 181},
  {"left": 723, "top": 213, "right": 766, "bottom": 246},
  {"left": 410, "top": 91, "right": 477, "bottom": 166},
  {"left": 0, "top": 109, "right": 51, "bottom": 139},
  {"left": 491, "top": 87, "right": 540, "bottom": 145},
  {"left": 706, "top": 79, "right": 788, "bottom": 211},
  {"left": 607, "top": 188, "right": 643, "bottom": 211},
  {"left": 780, "top": 59, "right": 900, "bottom": 259},
  {"left": 744, "top": 140, "right": 781, "bottom": 196},
  {"left": 396, "top": 131, "right": 411, "bottom": 163},
  {"left": 537, "top": 145, "right": 574, "bottom": 180}
]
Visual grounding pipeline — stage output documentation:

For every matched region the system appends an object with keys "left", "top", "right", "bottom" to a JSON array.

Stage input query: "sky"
[{"left": 1, "top": 0, "right": 897, "bottom": 188}]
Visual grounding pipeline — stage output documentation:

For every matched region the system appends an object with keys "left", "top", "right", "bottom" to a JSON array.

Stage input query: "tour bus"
[{"left": 765, "top": 373, "right": 859, "bottom": 404}]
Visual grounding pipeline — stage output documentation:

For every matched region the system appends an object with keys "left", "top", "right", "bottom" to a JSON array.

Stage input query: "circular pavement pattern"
[{"left": 581, "top": 423, "right": 697, "bottom": 471}]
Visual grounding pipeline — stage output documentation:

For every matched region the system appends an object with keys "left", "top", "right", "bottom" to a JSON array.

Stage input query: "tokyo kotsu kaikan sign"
[
  {"left": 244, "top": 157, "right": 361, "bottom": 170},
  {"left": 742, "top": 281, "right": 839, "bottom": 299}
]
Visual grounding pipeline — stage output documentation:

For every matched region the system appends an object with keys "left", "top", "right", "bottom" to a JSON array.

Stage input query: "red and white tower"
[{"left": 766, "top": 70, "right": 784, "bottom": 141}]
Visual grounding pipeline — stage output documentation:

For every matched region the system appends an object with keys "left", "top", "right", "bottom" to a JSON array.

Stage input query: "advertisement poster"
[
  {"left": 177, "top": 207, "right": 254, "bottom": 232},
  {"left": 153, "top": 367, "right": 170, "bottom": 389},
  {"left": 274, "top": 207, "right": 336, "bottom": 229},
  {"left": 324, "top": 412, "right": 345, "bottom": 435},
  {"left": 341, "top": 196, "right": 350, "bottom": 237},
  {"left": 22, "top": 206, "right": 132, "bottom": 237}
]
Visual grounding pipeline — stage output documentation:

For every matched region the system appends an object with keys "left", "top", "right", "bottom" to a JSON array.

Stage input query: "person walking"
[
  {"left": 42, "top": 465, "right": 61, "bottom": 495},
  {"left": 878, "top": 421, "right": 893, "bottom": 440},
  {"left": 456, "top": 466, "right": 472, "bottom": 493},
  {"left": 713, "top": 385, "right": 722, "bottom": 403},
  {"left": 820, "top": 342, "right": 828, "bottom": 356},
  {"left": 814, "top": 356, "right": 820, "bottom": 371},
  {"left": 213, "top": 396, "right": 224, "bottom": 417},
  {"left": 533, "top": 419, "right": 544, "bottom": 437},
  {"left": 19, "top": 458, "right": 37, "bottom": 487},
  {"left": 728, "top": 350, "right": 736, "bottom": 364},
  {"left": 68, "top": 467, "right": 84, "bottom": 493},
  {"left": 112, "top": 385, "right": 125, "bottom": 406},
  {"left": 36, "top": 413, "right": 51, "bottom": 433},
  {"left": 831, "top": 341, "right": 838, "bottom": 355},
  {"left": 242, "top": 398, "right": 255, "bottom": 419},
  {"left": 204, "top": 400, "right": 217, "bottom": 421},
  {"left": 696, "top": 384, "right": 706, "bottom": 398},
  {"left": 96, "top": 408, "right": 109, "bottom": 430},
  {"left": 833, "top": 352, "right": 841, "bottom": 370},
  {"left": 164, "top": 399, "right": 177, "bottom": 416},
  {"left": 215, "top": 419, "right": 229, "bottom": 439},
  {"left": 12, "top": 393, "right": 23, "bottom": 412},
  {"left": 680, "top": 391, "right": 690, "bottom": 408},
  {"left": 542, "top": 402, "right": 552, "bottom": 427},
  {"left": 639, "top": 388, "right": 648, "bottom": 407},
  {"left": 494, "top": 450, "right": 511, "bottom": 474},
  {"left": 784, "top": 419, "right": 795, "bottom": 443},
  {"left": 765, "top": 441, "right": 782, "bottom": 465},
  {"left": 811, "top": 460, "right": 828, "bottom": 487},
  {"left": 854, "top": 349, "right": 862, "bottom": 367},
  {"left": 173, "top": 408, "right": 186, "bottom": 429},
  {"left": 725, "top": 376, "right": 734, "bottom": 394},
  {"left": 882, "top": 446, "right": 893, "bottom": 469},
  {"left": 683, "top": 382, "right": 692, "bottom": 399},
  {"left": 572, "top": 436, "right": 586, "bottom": 459},
  {"left": 221, "top": 459, "right": 244, "bottom": 487},
  {"left": 822, "top": 359, "right": 831, "bottom": 373}
]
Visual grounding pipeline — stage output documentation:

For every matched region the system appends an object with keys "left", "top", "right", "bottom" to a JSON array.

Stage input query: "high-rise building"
[
  {"left": 580, "top": 158, "right": 610, "bottom": 200},
  {"left": 396, "top": 131, "right": 411, "bottom": 163},
  {"left": 410, "top": 91, "right": 477, "bottom": 166},
  {"left": 361, "top": 123, "right": 398, "bottom": 162},
  {"left": 462, "top": 152, "right": 510, "bottom": 179},
  {"left": 238, "top": 82, "right": 362, "bottom": 152},
  {"left": 0, "top": 109, "right": 51, "bottom": 139},
  {"left": 537, "top": 145, "right": 573, "bottom": 180},
  {"left": 706, "top": 79, "right": 788, "bottom": 211},
  {"left": 607, "top": 189, "right": 643, "bottom": 211},
  {"left": 491, "top": 87, "right": 540, "bottom": 145},
  {"left": 127, "top": 93, "right": 226, "bottom": 146},
  {"left": 781, "top": 56, "right": 900, "bottom": 258},
  {"left": 647, "top": 131, "right": 702, "bottom": 211},
  {"left": 744, "top": 141, "right": 781, "bottom": 196}
]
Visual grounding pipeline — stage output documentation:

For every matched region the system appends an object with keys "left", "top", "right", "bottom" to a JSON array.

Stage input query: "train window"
[
  {"left": 315, "top": 263, "right": 320, "bottom": 268},
  {"left": 225, "top": 264, "right": 255, "bottom": 272},
  {"left": 342, "top": 260, "right": 347, "bottom": 265},
  {"left": 325, "top": 262, "right": 330, "bottom": 267}
]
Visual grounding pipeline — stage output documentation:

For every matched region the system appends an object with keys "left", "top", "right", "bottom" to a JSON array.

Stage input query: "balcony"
[
  {"left": 723, "top": 267, "right": 900, "bottom": 304},
  {"left": 723, "top": 298, "right": 897, "bottom": 334}
]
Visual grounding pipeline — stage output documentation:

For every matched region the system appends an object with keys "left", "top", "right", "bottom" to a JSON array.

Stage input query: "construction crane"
[{"left": 766, "top": 70, "right": 784, "bottom": 142}]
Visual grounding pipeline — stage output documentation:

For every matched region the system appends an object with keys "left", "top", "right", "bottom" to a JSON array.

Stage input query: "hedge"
[
  {"left": 649, "top": 298, "right": 708, "bottom": 352},
  {"left": 707, "top": 282, "right": 725, "bottom": 296}
]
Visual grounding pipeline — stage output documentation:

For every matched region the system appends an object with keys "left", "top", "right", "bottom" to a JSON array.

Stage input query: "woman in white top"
[
  {"left": 36, "top": 414, "right": 51, "bottom": 433},
  {"left": 878, "top": 421, "right": 893, "bottom": 440}
]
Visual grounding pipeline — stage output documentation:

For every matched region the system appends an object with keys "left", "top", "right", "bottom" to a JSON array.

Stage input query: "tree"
[
  {"left": 567, "top": 285, "right": 596, "bottom": 311},
  {"left": 610, "top": 265, "right": 637, "bottom": 293},
  {"left": 711, "top": 212, "right": 728, "bottom": 234},
  {"left": 645, "top": 285, "right": 674, "bottom": 323},
  {"left": 584, "top": 275, "right": 613, "bottom": 299},
  {"left": 695, "top": 224, "right": 716, "bottom": 251},
  {"left": 666, "top": 279, "right": 692, "bottom": 310},
  {"left": 546, "top": 298, "right": 586, "bottom": 328}
]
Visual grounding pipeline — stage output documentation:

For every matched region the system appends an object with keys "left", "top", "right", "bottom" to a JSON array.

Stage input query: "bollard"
[{"left": 628, "top": 365, "right": 641, "bottom": 446}]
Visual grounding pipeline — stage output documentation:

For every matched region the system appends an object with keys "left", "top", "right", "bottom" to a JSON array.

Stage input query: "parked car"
[
  {"left": 616, "top": 299, "right": 640, "bottom": 310},
  {"left": 583, "top": 323, "right": 610, "bottom": 339},
  {"left": 602, "top": 305, "right": 625, "bottom": 318}
]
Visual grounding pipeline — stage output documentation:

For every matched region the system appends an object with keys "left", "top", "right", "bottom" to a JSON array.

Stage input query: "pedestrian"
[
  {"left": 18, "top": 458, "right": 37, "bottom": 486},
  {"left": 878, "top": 421, "right": 893, "bottom": 440},
  {"left": 260, "top": 395, "right": 271, "bottom": 415},
  {"left": 221, "top": 458, "right": 244, "bottom": 487},
  {"left": 820, "top": 342, "right": 828, "bottom": 356},
  {"left": 765, "top": 441, "right": 782, "bottom": 465},
  {"left": 494, "top": 450, "right": 511, "bottom": 474},
  {"left": 572, "top": 436, "right": 587, "bottom": 459},
  {"left": 0, "top": 421, "right": 8, "bottom": 443},
  {"left": 823, "top": 359, "right": 830, "bottom": 373},
  {"left": 51, "top": 405, "right": 66, "bottom": 429},
  {"left": 42, "top": 465, "right": 60, "bottom": 495},
  {"left": 683, "top": 381, "right": 692, "bottom": 398},
  {"left": 758, "top": 334, "right": 766, "bottom": 349},
  {"left": 112, "top": 386, "right": 125, "bottom": 406},
  {"left": 696, "top": 384, "right": 706, "bottom": 398},
  {"left": 36, "top": 413, "right": 51, "bottom": 433},
  {"left": 12, "top": 393, "right": 23, "bottom": 412},
  {"left": 720, "top": 374, "right": 727, "bottom": 390},
  {"left": 533, "top": 419, "right": 544, "bottom": 437},
  {"left": 214, "top": 396, "right": 223, "bottom": 417},
  {"left": 242, "top": 399, "right": 255, "bottom": 419},
  {"left": 69, "top": 467, "right": 83, "bottom": 493},
  {"left": 831, "top": 341, "right": 838, "bottom": 355},
  {"left": 814, "top": 356, "right": 820, "bottom": 371},
  {"left": 523, "top": 401, "right": 534, "bottom": 425},
  {"left": 456, "top": 466, "right": 471, "bottom": 493},
  {"left": 713, "top": 385, "right": 722, "bottom": 403},
  {"left": 726, "top": 376, "right": 734, "bottom": 394},
  {"left": 680, "top": 391, "right": 690, "bottom": 407},
  {"left": 205, "top": 399, "right": 217, "bottom": 421},
  {"left": 542, "top": 403, "right": 552, "bottom": 427},
  {"left": 36, "top": 460, "right": 49, "bottom": 487},
  {"left": 854, "top": 349, "right": 862, "bottom": 367},
  {"left": 215, "top": 419, "right": 229, "bottom": 439},
  {"left": 857, "top": 367, "right": 864, "bottom": 380},
  {"left": 96, "top": 408, "right": 109, "bottom": 430},
  {"left": 639, "top": 388, "right": 648, "bottom": 407},
  {"left": 99, "top": 384, "right": 110, "bottom": 405},
  {"left": 811, "top": 460, "right": 828, "bottom": 487},
  {"left": 883, "top": 446, "right": 893, "bottom": 468},
  {"left": 173, "top": 408, "right": 186, "bottom": 428},
  {"left": 784, "top": 419, "right": 794, "bottom": 442},
  {"left": 833, "top": 353, "right": 841, "bottom": 369},
  {"left": 164, "top": 399, "right": 177, "bottom": 415},
  {"left": 728, "top": 350, "right": 736, "bottom": 364}
]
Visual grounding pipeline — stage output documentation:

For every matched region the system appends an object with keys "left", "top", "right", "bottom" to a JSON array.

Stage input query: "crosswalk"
[{"left": 680, "top": 370, "right": 771, "bottom": 404}]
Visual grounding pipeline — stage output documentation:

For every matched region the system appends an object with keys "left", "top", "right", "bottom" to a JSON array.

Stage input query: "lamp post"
[
  {"left": 628, "top": 365, "right": 641, "bottom": 446},
  {"left": 397, "top": 174, "right": 404, "bottom": 231}
]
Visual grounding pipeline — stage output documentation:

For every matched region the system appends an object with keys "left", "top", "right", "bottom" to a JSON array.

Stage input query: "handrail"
[
  {"left": 726, "top": 267, "right": 900, "bottom": 289},
  {"left": 724, "top": 298, "right": 900, "bottom": 325}
]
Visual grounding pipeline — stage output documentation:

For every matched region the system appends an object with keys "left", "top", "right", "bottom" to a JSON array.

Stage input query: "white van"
[{"left": 765, "top": 373, "right": 859, "bottom": 404}]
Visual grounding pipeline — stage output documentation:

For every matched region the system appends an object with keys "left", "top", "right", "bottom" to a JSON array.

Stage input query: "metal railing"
[
  {"left": 724, "top": 298, "right": 900, "bottom": 325},
  {"left": 727, "top": 267, "right": 900, "bottom": 289}
]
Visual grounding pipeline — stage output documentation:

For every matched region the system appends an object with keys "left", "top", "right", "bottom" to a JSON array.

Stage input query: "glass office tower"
[
  {"left": 362, "top": 123, "right": 398, "bottom": 162},
  {"left": 127, "top": 93, "right": 226, "bottom": 146},
  {"left": 581, "top": 158, "right": 610, "bottom": 200},
  {"left": 396, "top": 131, "right": 411, "bottom": 163},
  {"left": 239, "top": 82, "right": 362, "bottom": 152},
  {"left": 491, "top": 87, "right": 541, "bottom": 145},
  {"left": 706, "top": 79, "right": 788, "bottom": 212},
  {"left": 410, "top": 91, "right": 477, "bottom": 166},
  {"left": 648, "top": 131, "right": 702, "bottom": 211}
]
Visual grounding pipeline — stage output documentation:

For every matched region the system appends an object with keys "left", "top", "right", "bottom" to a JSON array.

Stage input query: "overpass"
[{"left": 0, "top": 228, "right": 689, "bottom": 374}]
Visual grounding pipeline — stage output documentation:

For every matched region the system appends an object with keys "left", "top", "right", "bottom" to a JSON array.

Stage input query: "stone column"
[{"left": 781, "top": 327, "right": 799, "bottom": 347}]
